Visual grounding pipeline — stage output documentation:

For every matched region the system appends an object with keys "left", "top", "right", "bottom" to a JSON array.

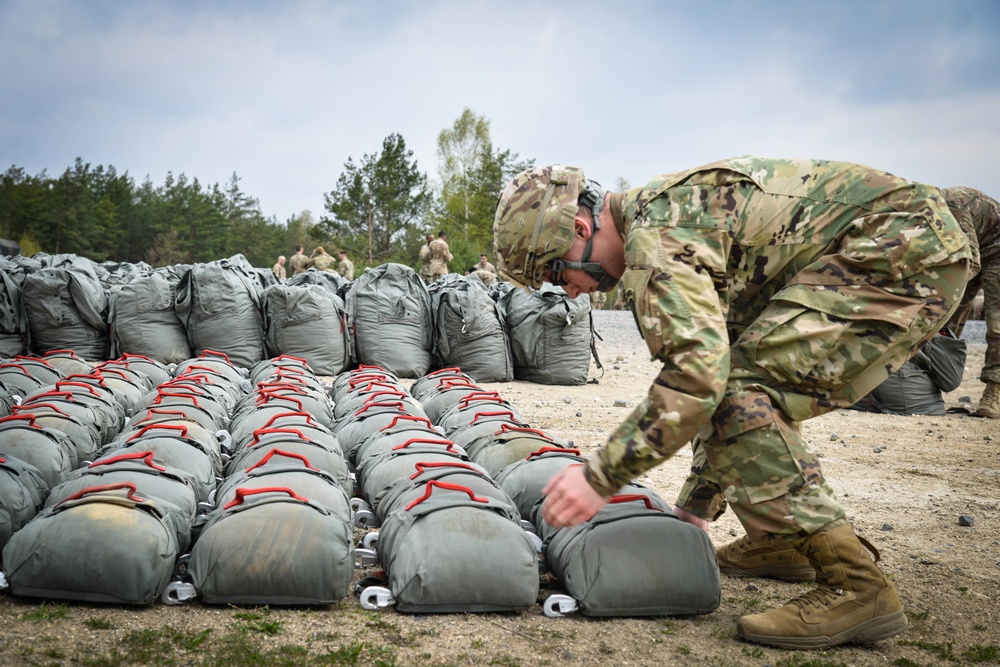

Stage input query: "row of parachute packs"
[
  {"left": 0, "top": 350, "right": 721, "bottom": 617},
  {"left": 0, "top": 252, "right": 601, "bottom": 385}
]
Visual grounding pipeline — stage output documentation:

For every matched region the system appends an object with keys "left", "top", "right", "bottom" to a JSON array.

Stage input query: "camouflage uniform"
[
  {"left": 288, "top": 252, "right": 310, "bottom": 276},
  {"left": 271, "top": 261, "right": 286, "bottom": 281},
  {"left": 581, "top": 157, "right": 971, "bottom": 541},
  {"left": 428, "top": 237, "right": 453, "bottom": 282},
  {"left": 338, "top": 257, "right": 355, "bottom": 280},
  {"left": 418, "top": 242, "right": 433, "bottom": 283},
  {"left": 942, "top": 187, "right": 1000, "bottom": 384},
  {"left": 311, "top": 251, "right": 334, "bottom": 272}
]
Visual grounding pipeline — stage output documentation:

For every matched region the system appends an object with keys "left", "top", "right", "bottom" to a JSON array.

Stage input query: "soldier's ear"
[{"left": 573, "top": 216, "right": 592, "bottom": 240}]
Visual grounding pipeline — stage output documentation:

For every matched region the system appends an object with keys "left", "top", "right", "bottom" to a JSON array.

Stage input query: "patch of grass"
[
  {"left": 891, "top": 660, "right": 921, "bottom": 667},
  {"left": 736, "top": 594, "right": 768, "bottom": 613},
  {"left": 233, "top": 607, "right": 284, "bottom": 636},
  {"left": 43, "top": 648, "right": 66, "bottom": 659},
  {"left": 963, "top": 644, "right": 1000, "bottom": 663},
  {"left": 905, "top": 609, "right": 930, "bottom": 622},
  {"left": 958, "top": 586, "right": 969, "bottom": 593},
  {"left": 487, "top": 656, "right": 522, "bottom": 667},
  {"left": 677, "top": 645, "right": 691, "bottom": 656},
  {"left": 742, "top": 646, "right": 765, "bottom": 658},
  {"left": 658, "top": 618, "right": 678, "bottom": 636},
  {"left": 775, "top": 656, "right": 849, "bottom": 667},
  {"left": 598, "top": 640, "right": 613, "bottom": 654},
  {"left": 898, "top": 639, "right": 955, "bottom": 661},
  {"left": 21, "top": 601, "right": 70, "bottom": 622},
  {"left": 471, "top": 639, "right": 485, "bottom": 649},
  {"left": 84, "top": 617, "right": 115, "bottom": 630},
  {"left": 322, "top": 641, "right": 366, "bottom": 665}
]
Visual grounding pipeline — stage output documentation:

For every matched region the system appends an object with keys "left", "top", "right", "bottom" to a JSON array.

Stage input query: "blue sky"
[{"left": 2, "top": 0, "right": 999, "bottom": 221}]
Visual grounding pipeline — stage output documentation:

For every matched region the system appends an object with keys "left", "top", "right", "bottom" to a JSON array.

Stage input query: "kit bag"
[
  {"left": 538, "top": 493, "right": 721, "bottom": 617},
  {"left": 174, "top": 255, "right": 265, "bottom": 369},
  {"left": 0, "top": 414, "right": 76, "bottom": 489},
  {"left": 498, "top": 285, "right": 594, "bottom": 385},
  {"left": 187, "top": 487, "right": 354, "bottom": 605},
  {"left": 0, "top": 455, "right": 48, "bottom": 551},
  {"left": 22, "top": 266, "right": 110, "bottom": 361},
  {"left": 2, "top": 483, "right": 182, "bottom": 605},
  {"left": 0, "top": 259, "right": 28, "bottom": 357},
  {"left": 109, "top": 269, "right": 192, "bottom": 364},
  {"left": 494, "top": 448, "right": 585, "bottom": 520},
  {"left": 428, "top": 276, "right": 512, "bottom": 383},
  {"left": 345, "top": 263, "right": 433, "bottom": 378},
  {"left": 376, "top": 479, "right": 539, "bottom": 613},
  {"left": 262, "top": 283, "right": 352, "bottom": 375}
]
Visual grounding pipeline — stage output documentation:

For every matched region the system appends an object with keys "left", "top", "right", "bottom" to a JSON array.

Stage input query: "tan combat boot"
[
  {"left": 737, "top": 524, "right": 907, "bottom": 649},
  {"left": 976, "top": 381, "right": 1000, "bottom": 419},
  {"left": 716, "top": 534, "right": 815, "bottom": 582}
]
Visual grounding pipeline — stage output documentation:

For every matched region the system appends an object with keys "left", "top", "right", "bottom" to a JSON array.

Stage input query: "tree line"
[{"left": 0, "top": 108, "right": 532, "bottom": 274}]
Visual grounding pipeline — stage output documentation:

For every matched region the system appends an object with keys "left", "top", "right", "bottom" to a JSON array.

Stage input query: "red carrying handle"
[
  {"left": 54, "top": 380, "right": 101, "bottom": 396},
  {"left": 21, "top": 390, "right": 77, "bottom": 404},
  {"left": 90, "top": 451, "right": 166, "bottom": 471},
  {"left": 127, "top": 423, "right": 189, "bottom": 442},
  {"left": 44, "top": 349, "right": 85, "bottom": 360},
  {"left": 257, "top": 380, "right": 310, "bottom": 391},
  {"left": 355, "top": 390, "right": 407, "bottom": 404},
  {"left": 254, "top": 393, "right": 305, "bottom": 411},
  {"left": 353, "top": 400, "right": 405, "bottom": 417},
  {"left": 257, "top": 411, "right": 319, "bottom": 430},
  {"left": 527, "top": 446, "right": 582, "bottom": 459},
  {"left": 224, "top": 485, "right": 307, "bottom": 510},
  {"left": 199, "top": 349, "right": 232, "bottom": 364},
  {"left": 244, "top": 448, "right": 318, "bottom": 472},
  {"left": 96, "top": 367, "right": 130, "bottom": 381},
  {"left": 410, "top": 461, "right": 478, "bottom": 479},
  {"left": 469, "top": 410, "right": 519, "bottom": 425},
  {"left": 437, "top": 378, "right": 478, "bottom": 391},
  {"left": 391, "top": 437, "right": 457, "bottom": 453},
  {"left": 64, "top": 373, "right": 109, "bottom": 387},
  {"left": 120, "top": 353, "right": 157, "bottom": 364},
  {"left": 355, "top": 364, "right": 387, "bottom": 372},
  {"left": 13, "top": 355, "right": 58, "bottom": 369},
  {"left": 405, "top": 480, "right": 489, "bottom": 511},
  {"left": 0, "top": 362, "right": 31, "bottom": 374},
  {"left": 138, "top": 407, "right": 193, "bottom": 420},
  {"left": 0, "top": 414, "right": 40, "bottom": 428},
  {"left": 248, "top": 427, "right": 312, "bottom": 447},
  {"left": 58, "top": 482, "right": 142, "bottom": 505},
  {"left": 609, "top": 494, "right": 662, "bottom": 511},
  {"left": 272, "top": 354, "right": 308, "bottom": 365},
  {"left": 455, "top": 392, "right": 504, "bottom": 409},
  {"left": 163, "top": 378, "right": 210, "bottom": 393},
  {"left": 426, "top": 367, "right": 462, "bottom": 377},
  {"left": 498, "top": 423, "right": 554, "bottom": 440},
  {"left": 380, "top": 415, "right": 434, "bottom": 431},
  {"left": 354, "top": 381, "right": 404, "bottom": 395},
  {"left": 12, "top": 402, "right": 71, "bottom": 417},
  {"left": 347, "top": 373, "right": 394, "bottom": 389}
]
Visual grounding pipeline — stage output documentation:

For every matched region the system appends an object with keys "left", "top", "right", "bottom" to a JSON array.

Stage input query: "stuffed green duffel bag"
[
  {"left": 539, "top": 493, "right": 721, "bottom": 617},
  {"left": 186, "top": 486, "right": 354, "bottom": 605},
  {"left": 374, "top": 479, "right": 539, "bottom": 613},
  {"left": 2, "top": 482, "right": 182, "bottom": 604}
]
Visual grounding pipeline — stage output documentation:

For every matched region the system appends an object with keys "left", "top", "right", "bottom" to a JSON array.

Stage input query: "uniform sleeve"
[{"left": 585, "top": 223, "right": 731, "bottom": 496}]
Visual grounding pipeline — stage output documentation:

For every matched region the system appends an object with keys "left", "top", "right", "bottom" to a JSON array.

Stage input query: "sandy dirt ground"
[{"left": 1, "top": 310, "right": 998, "bottom": 667}]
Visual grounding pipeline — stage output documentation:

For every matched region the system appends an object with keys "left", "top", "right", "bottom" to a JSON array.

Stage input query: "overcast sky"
[{"left": 2, "top": 0, "right": 999, "bottom": 222}]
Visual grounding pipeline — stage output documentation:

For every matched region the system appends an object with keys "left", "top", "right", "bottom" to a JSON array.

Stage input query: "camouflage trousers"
[
  {"left": 947, "top": 267, "right": 1000, "bottom": 384},
  {"left": 676, "top": 223, "right": 972, "bottom": 541}
]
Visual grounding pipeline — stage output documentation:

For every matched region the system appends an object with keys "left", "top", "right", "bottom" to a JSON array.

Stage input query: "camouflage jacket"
[
  {"left": 288, "top": 253, "right": 310, "bottom": 276},
  {"left": 311, "top": 253, "right": 334, "bottom": 271},
  {"left": 943, "top": 186, "right": 1000, "bottom": 277},
  {"left": 586, "top": 156, "right": 969, "bottom": 496},
  {"left": 338, "top": 258, "right": 354, "bottom": 280},
  {"left": 428, "top": 238, "right": 453, "bottom": 273}
]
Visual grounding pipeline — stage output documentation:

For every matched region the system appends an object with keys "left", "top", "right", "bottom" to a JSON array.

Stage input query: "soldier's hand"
[
  {"left": 541, "top": 465, "right": 607, "bottom": 527},
  {"left": 673, "top": 505, "right": 710, "bottom": 533}
]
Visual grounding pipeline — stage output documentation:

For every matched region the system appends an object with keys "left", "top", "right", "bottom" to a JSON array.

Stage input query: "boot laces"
[{"left": 789, "top": 584, "right": 846, "bottom": 611}]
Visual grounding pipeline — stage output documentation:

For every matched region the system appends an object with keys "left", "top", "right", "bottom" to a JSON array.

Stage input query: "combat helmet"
[{"left": 494, "top": 164, "right": 615, "bottom": 291}]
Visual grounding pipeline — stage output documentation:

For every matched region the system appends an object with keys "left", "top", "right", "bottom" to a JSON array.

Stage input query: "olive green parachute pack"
[
  {"left": 109, "top": 269, "right": 192, "bottom": 364},
  {"left": 261, "top": 282, "right": 352, "bottom": 375}
]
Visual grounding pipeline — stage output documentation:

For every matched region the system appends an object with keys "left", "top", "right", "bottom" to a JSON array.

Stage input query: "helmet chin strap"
[{"left": 549, "top": 180, "right": 620, "bottom": 291}]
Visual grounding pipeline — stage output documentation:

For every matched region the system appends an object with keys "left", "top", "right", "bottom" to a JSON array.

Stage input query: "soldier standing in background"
[
  {"left": 310, "top": 246, "right": 334, "bottom": 271},
  {"left": 428, "top": 231, "right": 453, "bottom": 282},
  {"left": 941, "top": 186, "right": 1000, "bottom": 418},
  {"left": 271, "top": 255, "right": 286, "bottom": 280},
  {"left": 337, "top": 250, "right": 355, "bottom": 281},
  {"left": 418, "top": 234, "right": 434, "bottom": 283},
  {"left": 288, "top": 245, "right": 310, "bottom": 276},
  {"left": 494, "top": 158, "right": 972, "bottom": 649}
]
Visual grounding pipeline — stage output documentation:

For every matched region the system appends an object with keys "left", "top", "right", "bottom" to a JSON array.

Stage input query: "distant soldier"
[
  {"left": 476, "top": 253, "right": 497, "bottom": 276},
  {"left": 272, "top": 255, "right": 286, "bottom": 280},
  {"left": 418, "top": 234, "right": 434, "bottom": 283},
  {"left": 428, "top": 231, "right": 453, "bottom": 282},
  {"left": 288, "top": 245, "right": 310, "bottom": 276},
  {"left": 337, "top": 250, "right": 355, "bottom": 281},
  {"left": 310, "top": 246, "right": 334, "bottom": 271},
  {"left": 589, "top": 290, "right": 606, "bottom": 310},
  {"left": 941, "top": 186, "right": 1000, "bottom": 418}
]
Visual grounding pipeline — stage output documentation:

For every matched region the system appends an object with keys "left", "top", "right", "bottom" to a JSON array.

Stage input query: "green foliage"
[
  {"left": 21, "top": 601, "right": 70, "bottom": 622},
  {"left": 320, "top": 133, "right": 430, "bottom": 268},
  {"left": 431, "top": 107, "right": 533, "bottom": 272}
]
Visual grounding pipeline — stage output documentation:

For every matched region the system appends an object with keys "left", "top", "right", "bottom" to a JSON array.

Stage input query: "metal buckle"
[
  {"left": 355, "top": 548, "right": 379, "bottom": 568},
  {"left": 543, "top": 594, "right": 579, "bottom": 618},
  {"left": 162, "top": 581, "right": 197, "bottom": 605},
  {"left": 359, "top": 586, "right": 395, "bottom": 610}
]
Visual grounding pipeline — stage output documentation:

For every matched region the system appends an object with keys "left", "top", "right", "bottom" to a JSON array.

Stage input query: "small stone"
[
  {"left": 613, "top": 400, "right": 629, "bottom": 407},
  {"left": 873, "top": 446, "right": 884, "bottom": 453},
  {"left": 575, "top": 411, "right": 583, "bottom": 418},
  {"left": 613, "top": 365, "right": 621, "bottom": 370},
  {"left": 745, "top": 583, "right": 762, "bottom": 593},
  {"left": 959, "top": 515, "right": 975, "bottom": 527},
  {"left": 729, "top": 528, "right": 739, "bottom": 537},
  {"left": 959, "top": 395, "right": 972, "bottom": 403},
  {"left": 881, "top": 523, "right": 893, "bottom": 531},
  {"left": 830, "top": 432, "right": 839, "bottom": 441},
  {"left": 563, "top": 397, "right": 573, "bottom": 404}
]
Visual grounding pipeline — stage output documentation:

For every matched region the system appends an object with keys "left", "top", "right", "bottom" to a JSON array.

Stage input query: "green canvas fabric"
[
  {"left": 22, "top": 267, "right": 110, "bottom": 361},
  {"left": 109, "top": 270, "right": 192, "bottom": 364},
  {"left": 262, "top": 283, "right": 352, "bottom": 375},
  {"left": 428, "top": 275, "right": 512, "bottom": 383},
  {"left": 0, "top": 455, "right": 48, "bottom": 551},
  {"left": 0, "top": 415, "right": 76, "bottom": 488}
]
